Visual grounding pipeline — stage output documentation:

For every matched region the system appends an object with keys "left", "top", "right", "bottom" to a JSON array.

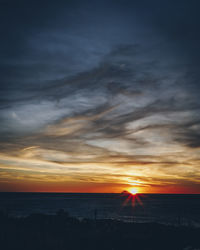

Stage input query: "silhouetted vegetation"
[{"left": 0, "top": 210, "right": 199, "bottom": 250}]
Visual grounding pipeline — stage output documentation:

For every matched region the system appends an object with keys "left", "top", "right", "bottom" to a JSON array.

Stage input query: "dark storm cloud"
[
  {"left": 1, "top": 0, "right": 200, "bottom": 106},
  {"left": 173, "top": 122, "right": 200, "bottom": 148},
  {"left": 0, "top": 42, "right": 200, "bottom": 147}
]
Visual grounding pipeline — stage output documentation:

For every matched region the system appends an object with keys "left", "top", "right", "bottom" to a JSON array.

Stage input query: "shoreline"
[{"left": 0, "top": 211, "right": 200, "bottom": 250}]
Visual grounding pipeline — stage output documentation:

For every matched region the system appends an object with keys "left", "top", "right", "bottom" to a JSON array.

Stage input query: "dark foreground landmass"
[{"left": 0, "top": 210, "right": 199, "bottom": 250}]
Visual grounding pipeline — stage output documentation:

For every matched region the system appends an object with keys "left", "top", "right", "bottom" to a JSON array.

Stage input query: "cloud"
[{"left": 0, "top": 0, "right": 200, "bottom": 192}]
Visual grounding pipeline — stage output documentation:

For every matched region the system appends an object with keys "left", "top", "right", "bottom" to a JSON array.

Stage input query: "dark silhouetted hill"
[{"left": 0, "top": 211, "right": 199, "bottom": 250}]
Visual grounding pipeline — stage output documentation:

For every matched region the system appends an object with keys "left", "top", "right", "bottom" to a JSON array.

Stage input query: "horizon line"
[{"left": 0, "top": 191, "right": 199, "bottom": 195}]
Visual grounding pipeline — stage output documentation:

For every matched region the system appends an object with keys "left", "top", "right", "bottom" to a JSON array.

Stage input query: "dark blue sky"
[{"left": 0, "top": 0, "right": 200, "bottom": 193}]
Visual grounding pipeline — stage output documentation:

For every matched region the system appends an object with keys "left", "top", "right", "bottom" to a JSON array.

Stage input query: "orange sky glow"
[{"left": 0, "top": 149, "right": 199, "bottom": 193}]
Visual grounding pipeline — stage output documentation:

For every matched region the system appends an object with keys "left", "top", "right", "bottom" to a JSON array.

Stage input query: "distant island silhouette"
[{"left": 121, "top": 190, "right": 131, "bottom": 195}]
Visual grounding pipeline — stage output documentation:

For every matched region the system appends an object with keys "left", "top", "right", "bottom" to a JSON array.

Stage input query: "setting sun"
[{"left": 129, "top": 188, "right": 138, "bottom": 195}]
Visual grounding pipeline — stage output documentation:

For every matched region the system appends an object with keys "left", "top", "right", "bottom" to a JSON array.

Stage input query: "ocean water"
[{"left": 0, "top": 193, "right": 200, "bottom": 227}]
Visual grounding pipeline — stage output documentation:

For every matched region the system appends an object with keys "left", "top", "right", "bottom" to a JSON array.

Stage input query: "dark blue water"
[{"left": 0, "top": 193, "right": 200, "bottom": 227}]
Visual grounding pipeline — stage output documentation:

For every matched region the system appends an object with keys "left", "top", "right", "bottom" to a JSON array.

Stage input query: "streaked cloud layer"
[{"left": 0, "top": 0, "right": 200, "bottom": 193}]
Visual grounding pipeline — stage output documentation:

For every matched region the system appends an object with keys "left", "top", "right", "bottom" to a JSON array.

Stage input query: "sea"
[{"left": 0, "top": 193, "right": 200, "bottom": 227}]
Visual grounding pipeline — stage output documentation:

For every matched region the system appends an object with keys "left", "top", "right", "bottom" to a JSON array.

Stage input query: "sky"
[{"left": 0, "top": 0, "right": 200, "bottom": 193}]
